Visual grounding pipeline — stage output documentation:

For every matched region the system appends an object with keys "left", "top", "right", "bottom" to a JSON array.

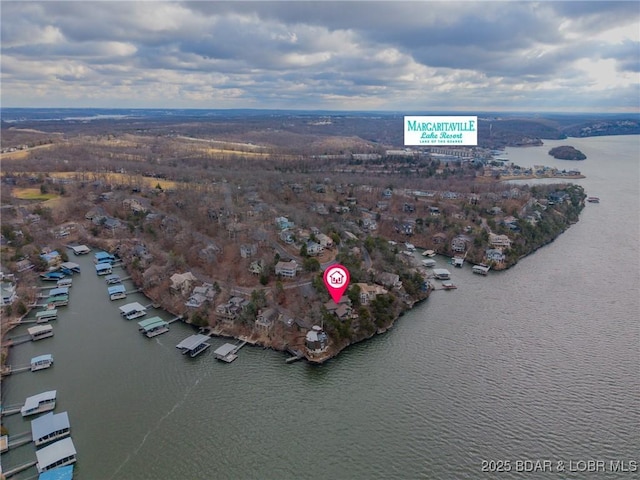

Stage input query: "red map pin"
[{"left": 323, "top": 264, "right": 350, "bottom": 304}]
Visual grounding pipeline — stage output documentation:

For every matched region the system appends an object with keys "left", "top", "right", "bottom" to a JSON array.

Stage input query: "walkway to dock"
[
  {"left": 166, "top": 315, "right": 184, "bottom": 325},
  {"left": 3, "top": 460, "right": 37, "bottom": 478},
  {"left": 125, "top": 288, "right": 143, "bottom": 294},
  {"left": 0, "top": 403, "right": 24, "bottom": 418},
  {"left": 2, "top": 431, "right": 33, "bottom": 452},
  {"left": 2, "top": 334, "right": 32, "bottom": 348},
  {"left": 0, "top": 364, "right": 31, "bottom": 377}
]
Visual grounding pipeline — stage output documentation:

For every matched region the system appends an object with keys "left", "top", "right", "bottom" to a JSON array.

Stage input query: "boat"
[
  {"left": 422, "top": 250, "right": 436, "bottom": 257},
  {"left": 35, "top": 437, "right": 77, "bottom": 473},
  {"left": 176, "top": 334, "right": 211, "bottom": 358},
  {"left": 138, "top": 317, "right": 169, "bottom": 338},
  {"left": 28, "top": 324, "right": 54, "bottom": 341},
  {"left": 401, "top": 250, "right": 414, "bottom": 257},
  {"left": 36, "top": 309, "right": 58, "bottom": 323},
  {"left": 119, "top": 302, "right": 147, "bottom": 320},
  {"left": 452, "top": 257, "right": 464, "bottom": 268},
  {"left": 31, "top": 411, "right": 70, "bottom": 446},
  {"left": 432, "top": 268, "right": 451, "bottom": 280},
  {"left": 587, "top": 196, "right": 600, "bottom": 203},
  {"left": 21, "top": 390, "right": 57, "bottom": 417},
  {"left": 404, "top": 242, "right": 416, "bottom": 251},
  {"left": 421, "top": 259, "right": 436, "bottom": 268},
  {"left": 94, "top": 251, "right": 116, "bottom": 264},
  {"left": 472, "top": 264, "right": 491, "bottom": 275},
  {"left": 442, "top": 282, "right": 457, "bottom": 290},
  {"left": 31, "top": 354, "right": 54, "bottom": 372}
]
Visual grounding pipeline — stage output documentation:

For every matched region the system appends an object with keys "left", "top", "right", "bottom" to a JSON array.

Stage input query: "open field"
[
  {"left": 12, "top": 187, "right": 59, "bottom": 201},
  {"left": 46, "top": 171, "right": 179, "bottom": 190}
]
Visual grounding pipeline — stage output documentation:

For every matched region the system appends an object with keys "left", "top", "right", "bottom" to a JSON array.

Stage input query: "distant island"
[{"left": 548, "top": 145, "right": 586, "bottom": 160}]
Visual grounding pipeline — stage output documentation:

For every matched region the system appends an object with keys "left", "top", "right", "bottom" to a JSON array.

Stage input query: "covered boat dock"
[
  {"left": 107, "top": 285, "right": 127, "bottom": 301},
  {"left": 137, "top": 317, "right": 169, "bottom": 338},
  {"left": 31, "top": 411, "right": 71, "bottom": 446},
  {"left": 176, "top": 334, "right": 211, "bottom": 357},
  {"left": 21, "top": 390, "right": 57, "bottom": 417},
  {"left": 36, "top": 437, "right": 77, "bottom": 473},
  {"left": 119, "top": 302, "right": 147, "bottom": 320},
  {"left": 38, "top": 464, "right": 74, "bottom": 480}
]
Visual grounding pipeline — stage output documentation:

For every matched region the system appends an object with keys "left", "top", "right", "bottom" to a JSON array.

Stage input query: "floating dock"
[{"left": 213, "top": 341, "right": 247, "bottom": 363}]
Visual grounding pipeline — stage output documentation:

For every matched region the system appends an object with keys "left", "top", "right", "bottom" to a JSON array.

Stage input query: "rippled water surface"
[{"left": 2, "top": 135, "right": 638, "bottom": 479}]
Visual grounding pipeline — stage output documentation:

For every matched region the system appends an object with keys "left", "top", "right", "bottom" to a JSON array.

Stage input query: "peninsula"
[{"left": 1, "top": 110, "right": 588, "bottom": 365}]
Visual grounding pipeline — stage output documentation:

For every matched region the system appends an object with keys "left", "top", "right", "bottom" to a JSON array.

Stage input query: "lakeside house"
[
  {"left": 355, "top": 283, "right": 388, "bottom": 305},
  {"left": 305, "top": 326, "right": 329, "bottom": 355}
]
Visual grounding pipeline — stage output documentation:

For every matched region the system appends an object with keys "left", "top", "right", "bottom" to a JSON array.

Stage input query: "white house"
[{"left": 275, "top": 260, "right": 298, "bottom": 278}]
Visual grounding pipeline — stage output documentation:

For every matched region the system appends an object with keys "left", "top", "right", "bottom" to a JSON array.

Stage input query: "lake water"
[{"left": 1, "top": 135, "right": 638, "bottom": 479}]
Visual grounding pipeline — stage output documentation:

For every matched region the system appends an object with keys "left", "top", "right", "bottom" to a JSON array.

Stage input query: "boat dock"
[
  {"left": 285, "top": 348, "right": 305, "bottom": 364},
  {"left": 213, "top": 341, "right": 247, "bottom": 363}
]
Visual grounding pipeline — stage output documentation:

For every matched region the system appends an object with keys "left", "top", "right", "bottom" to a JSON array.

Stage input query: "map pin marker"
[{"left": 323, "top": 264, "right": 350, "bottom": 304}]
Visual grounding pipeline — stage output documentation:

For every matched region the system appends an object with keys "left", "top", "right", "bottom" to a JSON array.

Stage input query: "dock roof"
[
  {"left": 36, "top": 309, "right": 58, "bottom": 318},
  {"left": 48, "top": 288, "right": 69, "bottom": 297},
  {"left": 107, "top": 285, "right": 126, "bottom": 295},
  {"left": 119, "top": 302, "right": 146, "bottom": 315},
  {"left": 28, "top": 325, "right": 54, "bottom": 335},
  {"left": 31, "top": 354, "right": 54, "bottom": 364},
  {"left": 138, "top": 316, "right": 168, "bottom": 331},
  {"left": 38, "top": 465, "right": 74, "bottom": 480},
  {"left": 59, "top": 262, "right": 80, "bottom": 270},
  {"left": 71, "top": 244, "right": 91, "bottom": 254},
  {"left": 36, "top": 437, "right": 76, "bottom": 471},
  {"left": 176, "top": 334, "right": 210, "bottom": 351},
  {"left": 214, "top": 343, "right": 237, "bottom": 357},
  {"left": 31, "top": 411, "right": 70, "bottom": 442},
  {"left": 433, "top": 268, "right": 451, "bottom": 275},
  {"left": 95, "top": 263, "right": 112, "bottom": 271},
  {"left": 23, "top": 390, "right": 57, "bottom": 411}
]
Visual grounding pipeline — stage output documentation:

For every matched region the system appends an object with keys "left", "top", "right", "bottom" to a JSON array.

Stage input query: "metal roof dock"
[
  {"left": 21, "top": 390, "right": 57, "bottom": 417},
  {"left": 36, "top": 437, "right": 77, "bottom": 473},
  {"left": 137, "top": 317, "right": 169, "bottom": 338},
  {"left": 213, "top": 342, "right": 246, "bottom": 363},
  {"left": 176, "top": 334, "right": 211, "bottom": 357},
  {"left": 31, "top": 411, "right": 71, "bottom": 446}
]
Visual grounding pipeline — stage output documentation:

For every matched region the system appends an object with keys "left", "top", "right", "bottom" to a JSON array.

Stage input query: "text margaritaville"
[{"left": 406, "top": 120, "right": 476, "bottom": 132}]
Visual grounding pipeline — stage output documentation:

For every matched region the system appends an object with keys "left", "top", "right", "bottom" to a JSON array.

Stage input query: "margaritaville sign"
[{"left": 404, "top": 115, "right": 477, "bottom": 146}]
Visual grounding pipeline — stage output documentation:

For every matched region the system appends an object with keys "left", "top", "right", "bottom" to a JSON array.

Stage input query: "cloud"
[{"left": 1, "top": 1, "right": 638, "bottom": 111}]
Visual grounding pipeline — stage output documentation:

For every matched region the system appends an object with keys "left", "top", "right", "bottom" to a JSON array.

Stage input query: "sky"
[{"left": 1, "top": 1, "right": 639, "bottom": 112}]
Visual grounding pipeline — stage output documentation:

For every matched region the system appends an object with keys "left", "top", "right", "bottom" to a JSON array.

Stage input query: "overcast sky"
[{"left": 1, "top": 1, "right": 639, "bottom": 112}]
